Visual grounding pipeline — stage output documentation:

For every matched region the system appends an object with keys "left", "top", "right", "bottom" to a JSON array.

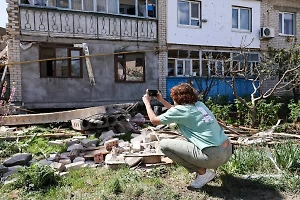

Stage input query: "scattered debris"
[{"left": 0, "top": 104, "right": 299, "bottom": 184}]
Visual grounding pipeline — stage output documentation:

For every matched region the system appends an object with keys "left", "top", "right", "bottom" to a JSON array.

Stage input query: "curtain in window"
[
  {"left": 232, "top": 9, "right": 238, "bottom": 28},
  {"left": 284, "top": 14, "right": 293, "bottom": 35},
  {"left": 138, "top": 0, "right": 146, "bottom": 17},
  {"left": 178, "top": 1, "right": 189, "bottom": 25},
  {"left": 240, "top": 9, "right": 250, "bottom": 30},
  {"left": 96, "top": 0, "right": 106, "bottom": 12},
  {"left": 108, "top": 0, "right": 118, "bottom": 14}
]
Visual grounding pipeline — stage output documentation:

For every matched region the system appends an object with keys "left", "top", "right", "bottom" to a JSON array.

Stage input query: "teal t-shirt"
[{"left": 157, "top": 101, "right": 228, "bottom": 150}]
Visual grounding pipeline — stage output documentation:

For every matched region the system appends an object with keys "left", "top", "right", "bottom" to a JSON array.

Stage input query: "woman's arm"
[
  {"left": 142, "top": 91, "right": 162, "bottom": 125},
  {"left": 155, "top": 91, "right": 173, "bottom": 109}
]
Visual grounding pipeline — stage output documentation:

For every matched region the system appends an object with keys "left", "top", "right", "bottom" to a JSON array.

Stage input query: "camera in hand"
[{"left": 148, "top": 90, "right": 159, "bottom": 96}]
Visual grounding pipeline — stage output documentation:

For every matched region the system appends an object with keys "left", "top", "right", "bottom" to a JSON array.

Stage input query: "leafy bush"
[
  {"left": 233, "top": 99, "right": 252, "bottom": 126},
  {"left": 205, "top": 97, "right": 232, "bottom": 123},
  {"left": 233, "top": 99, "right": 282, "bottom": 128},
  {"left": 288, "top": 100, "right": 300, "bottom": 123},
  {"left": 12, "top": 163, "right": 60, "bottom": 191},
  {"left": 0, "top": 141, "right": 19, "bottom": 157},
  {"left": 256, "top": 100, "right": 282, "bottom": 129}
]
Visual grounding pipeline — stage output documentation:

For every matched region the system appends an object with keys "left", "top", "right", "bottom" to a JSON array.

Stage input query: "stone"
[
  {"left": 58, "top": 172, "right": 69, "bottom": 177},
  {"left": 65, "top": 139, "right": 80, "bottom": 147},
  {"left": 2, "top": 166, "right": 22, "bottom": 180},
  {"left": 48, "top": 140, "right": 64, "bottom": 146},
  {"left": 80, "top": 138, "right": 99, "bottom": 148},
  {"left": 68, "top": 149, "right": 80, "bottom": 161},
  {"left": 65, "top": 161, "right": 85, "bottom": 171},
  {"left": 3, "top": 153, "right": 33, "bottom": 167},
  {"left": 125, "top": 157, "right": 143, "bottom": 167},
  {"left": 0, "top": 164, "right": 9, "bottom": 176},
  {"left": 99, "top": 130, "right": 115, "bottom": 145},
  {"left": 73, "top": 157, "right": 85, "bottom": 163},
  {"left": 72, "top": 136, "right": 87, "bottom": 140},
  {"left": 60, "top": 152, "right": 70, "bottom": 159},
  {"left": 38, "top": 159, "right": 53, "bottom": 165},
  {"left": 67, "top": 143, "right": 84, "bottom": 152},
  {"left": 50, "top": 162, "right": 66, "bottom": 172},
  {"left": 59, "top": 159, "right": 71, "bottom": 165},
  {"left": 48, "top": 153, "right": 61, "bottom": 162}
]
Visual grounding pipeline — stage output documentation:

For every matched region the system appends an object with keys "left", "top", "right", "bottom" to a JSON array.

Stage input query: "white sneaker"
[{"left": 190, "top": 169, "right": 216, "bottom": 189}]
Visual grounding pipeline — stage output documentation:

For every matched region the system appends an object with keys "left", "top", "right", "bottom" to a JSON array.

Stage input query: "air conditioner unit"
[{"left": 260, "top": 27, "right": 275, "bottom": 38}]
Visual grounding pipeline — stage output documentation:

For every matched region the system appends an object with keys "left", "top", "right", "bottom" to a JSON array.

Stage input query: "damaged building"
[{"left": 5, "top": 0, "right": 160, "bottom": 110}]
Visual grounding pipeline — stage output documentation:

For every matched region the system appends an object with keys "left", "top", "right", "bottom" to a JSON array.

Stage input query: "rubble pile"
[{"left": 0, "top": 124, "right": 181, "bottom": 183}]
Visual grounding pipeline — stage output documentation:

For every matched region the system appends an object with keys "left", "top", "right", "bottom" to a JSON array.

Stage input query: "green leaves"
[{"left": 13, "top": 163, "right": 60, "bottom": 191}]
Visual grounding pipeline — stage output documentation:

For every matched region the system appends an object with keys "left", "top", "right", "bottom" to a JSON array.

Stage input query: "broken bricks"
[{"left": 104, "top": 138, "right": 119, "bottom": 151}]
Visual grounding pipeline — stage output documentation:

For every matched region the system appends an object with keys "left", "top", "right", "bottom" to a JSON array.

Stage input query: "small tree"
[
  {"left": 223, "top": 40, "right": 300, "bottom": 127},
  {"left": 188, "top": 52, "right": 227, "bottom": 102}
]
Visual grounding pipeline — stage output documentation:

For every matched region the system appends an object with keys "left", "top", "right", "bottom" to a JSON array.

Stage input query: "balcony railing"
[{"left": 19, "top": 6, "right": 157, "bottom": 42}]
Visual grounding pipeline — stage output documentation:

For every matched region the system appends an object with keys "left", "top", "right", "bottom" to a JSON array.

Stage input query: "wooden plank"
[
  {"left": 82, "top": 43, "right": 95, "bottom": 86},
  {"left": 2, "top": 105, "right": 107, "bottom": 126},
  {"left": 0, "top": 133, "right": 88, "bottom": 141},
  {"left": 3, "top": 103, "right": 134, "bottom": 126}
]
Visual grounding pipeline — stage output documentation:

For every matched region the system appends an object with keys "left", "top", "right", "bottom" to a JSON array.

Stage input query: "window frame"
[
  {"left": 114, "top": 53, "right": 146, "bottom": 83},
  {"left": 279, "top": 12, "right": 295, "bottom": 36},
  {"left": 39, "top": 45, "right": 83, "bottom": 78},
  {"left": 232, "top": 6, "right": 252, "bottom": 32},
  {"left": 167, "top": 50, "right": 260, "bottom": 78},
  {"left": 232, "top": 52, "right": 260, "bottom": 77},
  {"left": 19, "top": 0, "right": 158, "bottom": 19},
  {"left": 177, "top": 0, "right": 202, "bottom": 28}
]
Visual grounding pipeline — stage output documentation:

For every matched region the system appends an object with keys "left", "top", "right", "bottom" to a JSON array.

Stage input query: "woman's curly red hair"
[{"left": 170, "top": 83, "right": 199, "bottom": 105}]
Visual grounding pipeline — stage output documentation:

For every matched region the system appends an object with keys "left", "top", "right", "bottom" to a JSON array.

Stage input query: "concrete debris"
[
  {"left": 0, "top": 124, "right": 180, "bottom": 182},
  {"left": 3, "top": 153, "right": 33, "bottom": 167}
]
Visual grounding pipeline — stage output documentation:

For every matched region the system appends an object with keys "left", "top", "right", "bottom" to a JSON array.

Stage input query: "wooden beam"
[{"left": 2, "top": 103, "right": 134, "bottom": 126}]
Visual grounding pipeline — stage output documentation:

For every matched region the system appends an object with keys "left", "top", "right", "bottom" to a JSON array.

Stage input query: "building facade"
[
  {"left": 260, "top": 0, "right": 300, "bottom": 95},
  {"left": 5, "top": 0, "right": 299, "bottom": 109},
  {"left": 6, "top": 0, "right": 159, "bottom": 109},
  {"left": 162, "top": 0, "right": 261, "bottom": 101}
]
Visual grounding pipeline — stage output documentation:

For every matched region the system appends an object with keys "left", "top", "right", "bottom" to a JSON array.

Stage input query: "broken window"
[
  {"left": 119, "top": 0, "right": 136, "bottom": 15},
  {"left": 40, "top": 46, "right": 83, "bottom": 78},
  {"left": 19, "top": 0, "right": 157, "bottom": 18},
  {"left": 114, "top": 53, "right": 145, "bottom": 82},
  {"left": 167, "top": 50, "right": 200, "bottom": 77}
]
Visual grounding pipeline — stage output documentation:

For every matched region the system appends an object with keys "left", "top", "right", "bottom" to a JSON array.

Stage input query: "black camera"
[{"left": 148, "top": 90, "right": 159, "bottom": 96}]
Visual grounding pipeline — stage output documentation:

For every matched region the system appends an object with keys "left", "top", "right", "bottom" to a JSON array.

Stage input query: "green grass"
[{"left": 1, "top": 135, "right": 300, "bottom": 199}]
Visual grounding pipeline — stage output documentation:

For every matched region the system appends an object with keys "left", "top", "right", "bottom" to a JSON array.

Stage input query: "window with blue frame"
[{"left": 19, "top": 0, "right": 157, "bottom": 18}]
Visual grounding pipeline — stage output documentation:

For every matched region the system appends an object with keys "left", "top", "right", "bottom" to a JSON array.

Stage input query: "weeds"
[
  {"left": 288, "top": 99, "right": 300, "bottom": 123},
  {"left": 10, "top": 163, "right": 60, "bottom": 191}
]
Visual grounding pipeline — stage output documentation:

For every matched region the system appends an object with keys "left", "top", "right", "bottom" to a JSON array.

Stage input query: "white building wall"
[{"left": 167, "top": 0, "right": 260, "bottom": 48}]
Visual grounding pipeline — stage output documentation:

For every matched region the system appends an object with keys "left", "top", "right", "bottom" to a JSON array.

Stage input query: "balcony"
[{"left": 19, "top": 6, "right": 157, "bottom": 42}]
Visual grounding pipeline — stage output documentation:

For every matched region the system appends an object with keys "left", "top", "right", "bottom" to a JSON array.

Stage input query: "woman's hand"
[
  {"left": 142, "top": 90, "right": 151, "bottom": 106},
  {"left": 154, "top": 91, "right": 164, "bottom": 102}
]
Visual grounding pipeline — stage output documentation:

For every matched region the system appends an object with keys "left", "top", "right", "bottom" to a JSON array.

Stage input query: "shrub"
[
  {"left": 288, "top": 100, "right": 300, "bottom": 123},
  {"left": 205, "top": 97, "right": 232, "bottom": 123},
  {"left": 12, "top": 163, "right": 60, "bottom": 191}
]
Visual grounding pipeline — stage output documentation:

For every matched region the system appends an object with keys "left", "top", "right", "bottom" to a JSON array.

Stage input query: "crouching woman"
[{"left": 142, "top": 83, "right": 232, "bottom": 189}]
